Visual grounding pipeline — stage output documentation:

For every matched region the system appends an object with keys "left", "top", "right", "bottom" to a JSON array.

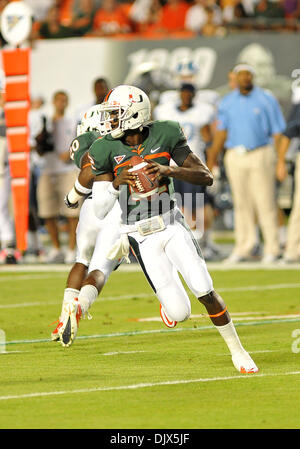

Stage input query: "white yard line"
[
  {"left": 0, "top": 274, "right": 66, "bottom": 282},
  {"left": 0, "top": 351, "right": 28, "bottom": 355},
  {"left": 1, "top": 262, "right": 300, "bottom": 273},
  {"left": 232, "top": 314, "right": 300, "bottom": 321},
  {"left": 0, "top": 282, "right": 300, "bottom": 310},
  {"left": 5, "top": 316, "right": 300, "bottom": 347},
  {"left": 208, "top": 262, "right": 300, "bottom": 270},
  {"left": 0, "top": 301, "right": 60, "bottom": 309},
  {"left": 214, "top": 349, "right": 280, "bottom": 356},
  {"left": 0, "top": 264, "right": 141, "bottom": 273},
  {"left": 0, "top": 371, "right": 299, "bottom": 401},
  {"left": 136, "top": 313, "right": 300, "bottom": 323},
  {"left": 217, "top": 283, "right": 300, "bottom": 292},
  {"left": 101, "top": 350, "right": 147, "bottom": 356}
]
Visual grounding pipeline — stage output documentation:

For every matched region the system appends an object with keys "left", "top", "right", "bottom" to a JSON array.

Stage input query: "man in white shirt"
[
  {"left": 36, "top": 90, "right": 78, "bottom": 263},
  {"left": 185, "top": 0, "right": 223, "bottom": 33}
]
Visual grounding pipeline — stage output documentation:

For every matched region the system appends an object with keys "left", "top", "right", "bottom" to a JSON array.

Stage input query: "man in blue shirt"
[{"left": 207, "top": 64, "right": 286, "bottom": 263}]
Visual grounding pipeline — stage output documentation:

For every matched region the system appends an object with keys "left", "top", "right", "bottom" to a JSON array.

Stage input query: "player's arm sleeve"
[
  {"left": 87, "top": 140, "right": 119, "bottom": 219},
  {"left": 92, "top": 179, "right": 119, "bottom": 220},
  {"left": 168, "top": 121, "right": 192, "bottom": 166},
  {"left": 171, "top": 144, "right": 192, "bottom": 166}
]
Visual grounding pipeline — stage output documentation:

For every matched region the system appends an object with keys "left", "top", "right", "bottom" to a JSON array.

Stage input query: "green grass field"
[{"left": 0, "top": 264, "right": 300, "bottom": 430}]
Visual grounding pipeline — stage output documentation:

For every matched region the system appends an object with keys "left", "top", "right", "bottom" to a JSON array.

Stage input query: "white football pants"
[
  {"left": 128, "top": 211, "right": 214, "bottom": 322},
  {"left": 76, "top": 197, "right": 121, "bottom": 279}
]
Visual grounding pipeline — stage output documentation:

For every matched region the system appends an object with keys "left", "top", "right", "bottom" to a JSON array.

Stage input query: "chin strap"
[{"left": 111, "top": 128, "right": 124, "bottom": 138}]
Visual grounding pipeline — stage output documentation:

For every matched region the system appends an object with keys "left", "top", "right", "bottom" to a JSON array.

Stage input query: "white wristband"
[
  {"left": 75, "top": 179, "right": 92, "bottom": 195},
  {"left": 67, "top": 187, "right": 82, "bottom": 204}
]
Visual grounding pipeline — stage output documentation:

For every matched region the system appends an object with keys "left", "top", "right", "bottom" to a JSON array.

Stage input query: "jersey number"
[
  {"left": 70, "top": 139, "right": 80, "bottom": 160},
  {"left": 87, "top": 153, "right": 97, "bottom": 171}
]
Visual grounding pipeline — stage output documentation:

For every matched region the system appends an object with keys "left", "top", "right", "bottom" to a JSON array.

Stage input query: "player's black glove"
[{"left": 64, "top": 194, "right": 79, "bottom": 209}]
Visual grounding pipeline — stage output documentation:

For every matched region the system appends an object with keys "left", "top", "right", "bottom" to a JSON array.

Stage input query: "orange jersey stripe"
[
  {"left": 113, "top": 152, "right": 171, "bottom": 174},
  {"left": 144, "top": 152, "right": 171, "bottom": 161},
  {"left": 113, "top": 159, "right": 131, "bottom": 174}
]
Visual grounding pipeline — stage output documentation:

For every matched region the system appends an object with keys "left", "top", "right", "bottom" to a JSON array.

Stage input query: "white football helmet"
[
  {"left": 173, "top": 58, "right": 199, "bottom": 88},
  {"left": 76, "top": 104, "right": 110, "bottom": 136},
  {"left": 99, "top": 85, "right": 151, "bottom": 138}
]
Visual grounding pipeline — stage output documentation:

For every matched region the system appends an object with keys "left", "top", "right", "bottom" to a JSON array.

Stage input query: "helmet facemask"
[
  {"left": 77, "top": 105, "right": 109, "bottom": 136},
  {"left": 98, "top": 104, "right": 128, "bottom": 138}
]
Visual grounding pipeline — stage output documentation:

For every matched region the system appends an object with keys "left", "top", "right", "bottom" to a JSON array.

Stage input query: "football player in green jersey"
[
  {"left": 61, "top": 85, "right": 258, "bottom": 374},
  {"left": 51, "top": 105, "right": 122, "bottom": 345}
]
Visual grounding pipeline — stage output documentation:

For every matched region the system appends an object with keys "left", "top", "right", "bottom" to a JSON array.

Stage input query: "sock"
[
  {"left": 61, "top": 288, "right": 80, "bottom": 319},
  {"left": 215, "top": 320, "right": 245, "bottom": 356},
  {"left": 78, "top": 285, "right": 99, "bottom": 315}
]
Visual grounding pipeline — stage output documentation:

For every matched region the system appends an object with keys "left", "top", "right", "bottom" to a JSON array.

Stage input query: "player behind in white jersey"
[
  {"left": 51, "top": 104, "right": 122, "bottom": 344},
  {"left": 154, "top": 82, "right": 221, "bottom": 259},
  {"left": 158, "top": 58, "right": 220, "bottom": 110},
  {"left": 59, "top": 84, "right": 258, "bottom": 374}
]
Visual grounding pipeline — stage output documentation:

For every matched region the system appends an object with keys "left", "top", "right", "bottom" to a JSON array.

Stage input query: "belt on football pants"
[{"left": 106, "top": 209, "right": 177, "bottom": 263}]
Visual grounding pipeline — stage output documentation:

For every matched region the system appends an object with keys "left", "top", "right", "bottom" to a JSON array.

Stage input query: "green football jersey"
[
  {"left": 88, "top": 120, "right": 191, "bottom": 224},
  {"left": 69, "top": 130, "right": 101, "bottom": 169}
]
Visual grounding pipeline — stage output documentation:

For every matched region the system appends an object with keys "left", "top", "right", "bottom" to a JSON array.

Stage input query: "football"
[{"left": 128, "top": 155, "right": 159, "bottom": 198}]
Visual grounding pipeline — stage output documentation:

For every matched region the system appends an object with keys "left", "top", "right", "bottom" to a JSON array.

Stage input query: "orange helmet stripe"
[{"left": 104, "top": 89, "right": 114, "bottom": 102}]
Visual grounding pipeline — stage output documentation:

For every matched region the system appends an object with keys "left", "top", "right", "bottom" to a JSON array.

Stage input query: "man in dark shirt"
[{"left": 276, "top": 103, "right": 300, "bottom": 262}]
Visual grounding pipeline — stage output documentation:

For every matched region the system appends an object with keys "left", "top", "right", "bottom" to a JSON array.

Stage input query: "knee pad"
[{"left": 165, "top": 301, "right": 191, "bottom": 322}]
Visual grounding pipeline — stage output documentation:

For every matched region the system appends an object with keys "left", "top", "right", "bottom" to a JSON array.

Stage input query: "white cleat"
[
  {"left": 58, "top": 299, "right": 82, "bottom": 348},
  {"left": 232, "top": 351, "right": 259, "bottom": 374}
]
